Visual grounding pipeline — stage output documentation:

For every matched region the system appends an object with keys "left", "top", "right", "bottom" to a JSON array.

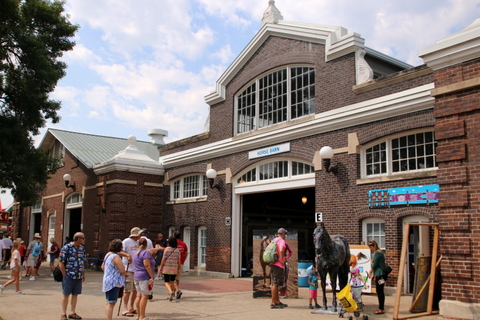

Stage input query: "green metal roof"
[{"left": 39, "top": 129, "right": 159, "bottom": 169}]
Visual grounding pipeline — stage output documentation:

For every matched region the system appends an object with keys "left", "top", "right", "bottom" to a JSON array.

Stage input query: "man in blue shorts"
[{"left": 59, "top": 232, "right": 86, "bottom": 320}]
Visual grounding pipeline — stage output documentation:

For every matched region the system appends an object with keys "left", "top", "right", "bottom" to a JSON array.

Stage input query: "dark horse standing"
[{"left": 314, "top": 222, "right": 351, "bottom": 312}]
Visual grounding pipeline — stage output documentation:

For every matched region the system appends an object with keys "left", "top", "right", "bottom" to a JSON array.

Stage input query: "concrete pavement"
[{"left": 0, "top": 262, "right": 449, "bottom": 320}]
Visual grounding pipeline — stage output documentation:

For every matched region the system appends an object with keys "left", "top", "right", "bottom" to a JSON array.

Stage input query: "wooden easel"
[{"left": 393, "top": 222, "right": 440, "bottom": 320}]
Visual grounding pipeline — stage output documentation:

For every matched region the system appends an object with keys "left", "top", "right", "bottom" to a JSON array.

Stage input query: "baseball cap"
[
  {"left": 277, "top": 228, "right": 288, "bottom": 234},
  {"left": 141, "top": 228, "right": 149, "bottom": 235},
  {"left": 129, "top": 227, "right": 142, "bottom": 237}
]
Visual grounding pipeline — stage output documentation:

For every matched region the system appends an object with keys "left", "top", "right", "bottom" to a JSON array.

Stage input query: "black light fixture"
[
  {"left": 63, "top": 174, "right": 76, "bottom": 190},
  {"left": 320, "top": 146, "right": 338, "bottom": 174},
  {"left": 206, "top": 169, "right": 220, "bottom": 189}
]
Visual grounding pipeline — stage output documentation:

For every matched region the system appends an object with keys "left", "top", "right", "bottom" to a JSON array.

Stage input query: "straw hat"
[{"left": 34, "top": 233, "right": 41, "bottom": 239}]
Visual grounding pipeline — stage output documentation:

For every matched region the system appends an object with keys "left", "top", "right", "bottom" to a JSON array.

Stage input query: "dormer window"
[{"left": 235, "top": 66, "right": 315, "bottom": 135}]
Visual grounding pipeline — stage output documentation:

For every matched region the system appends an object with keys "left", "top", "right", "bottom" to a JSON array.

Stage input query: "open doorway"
[
  {"left": 403, "top": 215, "right": 430, "bottom": 294},
  {"left": 241, "top": 187, "right": 315, "bottom": 275}
]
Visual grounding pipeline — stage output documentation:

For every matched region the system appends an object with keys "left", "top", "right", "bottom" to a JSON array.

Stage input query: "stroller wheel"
[
  {"left": 362, "top": 316, "right": 369, "bottom": 320},
  {"left": 354, "top": 311, "right": 360, "bottom": 317}
]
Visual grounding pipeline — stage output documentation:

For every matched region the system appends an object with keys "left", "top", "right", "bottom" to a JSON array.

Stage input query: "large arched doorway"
[{"left": 231, "top": 157, "right": 316, "bottom": 277}]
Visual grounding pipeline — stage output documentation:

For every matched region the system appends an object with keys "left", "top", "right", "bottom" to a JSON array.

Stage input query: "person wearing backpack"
[
  {"left": 26, "top": 233, "right": 43, "bottom": 281},
  {"left": 269, "top": 228, "right": 289, "bottom": 309}
]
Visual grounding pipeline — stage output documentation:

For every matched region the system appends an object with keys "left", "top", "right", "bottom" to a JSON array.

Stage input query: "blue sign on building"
[{"left": 368, "top": 184, "right": 439, "bottom": 208}]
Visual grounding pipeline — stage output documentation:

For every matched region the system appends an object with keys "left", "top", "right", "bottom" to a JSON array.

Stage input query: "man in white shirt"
[
  {"left": 121, "top": 227, "right": 141, "bottom": 317},
  {"left": 141, "top": 228, "right": 154, "bottom": 249},
  {"left": 2, "top": 236, "right": 12, "bottom": 270}
]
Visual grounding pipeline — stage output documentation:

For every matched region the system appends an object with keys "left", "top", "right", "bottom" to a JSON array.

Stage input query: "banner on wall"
[{"left": 368, "top": 184, "right": 439, "bottom": 208}]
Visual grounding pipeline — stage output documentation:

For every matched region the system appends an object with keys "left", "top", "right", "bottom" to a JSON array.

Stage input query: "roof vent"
[{"left": 148, "top": 128, "right": 168, "bottom": 146}]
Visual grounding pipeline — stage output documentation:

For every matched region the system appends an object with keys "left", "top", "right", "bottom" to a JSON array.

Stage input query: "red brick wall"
[
  {"left": 433, "top": 57, "right": 480, "bottom": 303},
  {"left": 17, "top": 149, "right": 164, "bottom": 259}
]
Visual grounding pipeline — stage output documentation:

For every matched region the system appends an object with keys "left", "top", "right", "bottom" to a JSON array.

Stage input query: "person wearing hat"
[
  {"left": 121, "top": 227, "right": 142, "bottom": 317},
  {"left": 141, "top": 228, "right": 154, "bottom": 250},
  {"left": 269, "top": 228, "right": 289, "bottom": 309},
  {"left": 26, "top": 233, "right": 43, "bottom": 281}
]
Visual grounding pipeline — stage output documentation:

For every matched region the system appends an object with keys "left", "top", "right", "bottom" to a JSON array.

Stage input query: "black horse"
[{"left": 314, "top": 222, "right": 351, "bottom": 312}]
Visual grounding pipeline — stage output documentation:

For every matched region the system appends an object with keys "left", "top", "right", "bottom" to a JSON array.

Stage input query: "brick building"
[
  {"left": 13, "top": 129, "right": 164, "bottom": 257},
  {"left": 10, "top": 2, "right": 480, "bottom": 318}
]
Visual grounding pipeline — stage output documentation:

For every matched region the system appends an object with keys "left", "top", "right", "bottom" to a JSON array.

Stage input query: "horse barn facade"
[{"left": 8, "top": 2, "right": 480, "bottom": 318}]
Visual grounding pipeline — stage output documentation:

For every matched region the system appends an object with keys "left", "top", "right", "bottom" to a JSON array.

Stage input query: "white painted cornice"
[
  {"left": 419, "top": 18, "right": 480, "bottom": 70},
  {"left": 205, "top": 21, "right": 365, "bottom": 105},
  {"left": 163, "top": 83, "right": 434, "bottom": 168}
]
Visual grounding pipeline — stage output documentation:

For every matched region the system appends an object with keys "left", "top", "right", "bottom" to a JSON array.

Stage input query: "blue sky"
[{"left": 1, "top": 0, "right": 479, "bottom": 208}]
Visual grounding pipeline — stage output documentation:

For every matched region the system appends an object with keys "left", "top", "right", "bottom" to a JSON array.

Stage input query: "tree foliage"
[{"left": 0, "top": 0, "right": 78, "bottom": 205}]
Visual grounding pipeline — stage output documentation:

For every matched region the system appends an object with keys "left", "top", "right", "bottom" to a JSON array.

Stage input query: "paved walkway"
[{"left": 0, "top": 263, "right": 448, "bottom": 320}]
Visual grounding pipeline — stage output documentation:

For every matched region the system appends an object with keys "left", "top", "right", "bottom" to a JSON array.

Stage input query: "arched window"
[
  {"left": 237, "top": 160, "right": 314, "bottom": 184},
  {"left": 235, "top": 66, "right": 315, "bottom": 135},
  {"left": 361, "top": 129, "right": 437, "bottom": 178}
]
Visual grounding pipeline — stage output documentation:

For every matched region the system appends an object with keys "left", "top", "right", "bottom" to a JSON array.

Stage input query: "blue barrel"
[{"left": 298, "top": 261, "right": 314, "bottom": 287}]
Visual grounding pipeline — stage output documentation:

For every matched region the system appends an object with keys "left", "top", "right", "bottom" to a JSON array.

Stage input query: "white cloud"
[{"left": 53, "top": 0, "right": 479, "bottom": 144}]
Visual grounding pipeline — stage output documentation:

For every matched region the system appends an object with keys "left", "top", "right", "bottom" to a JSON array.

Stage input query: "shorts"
[
  {"left": 49, "top": 255, "right": 58, "bottom": 264},
  {"left": 27, "top": 255, "right": 39, "bottom": 267},
  {"left": 62, "top": 275, "right": 83, "bottom": 295},
  {"left": 5, "top": 249, "right": 11, "bottom": 262},
  {"left": 309, "top": 289, "right": 318, "bottom": 299},
  {"left": 269, "top": 265, "right": 285, "bottom": 287},
  {"left": 134, "top": 279, "right": 152, "bottom": 296},
  {"left": 163, "top": 274, "right": 177, "bottom": 282},
  {"left": 124, "top": 272, "right": 135, "bottom": 292},
  {"left": 105, "top": 287, "right": 122, "bottom": 303}
]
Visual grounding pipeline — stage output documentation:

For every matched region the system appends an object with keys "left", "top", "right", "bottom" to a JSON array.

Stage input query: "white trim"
[
  {"left": 419, "top": 18, "right": 480, "bottom": 70},
  {"left": 362, "top": 218, "right": 386, "bottom": 250},
  {"left": 161, "top": 84, "right": 434, "bottom": 168},
  {"left": 197, "top": 226, "right": 207, "bottom": 268}
]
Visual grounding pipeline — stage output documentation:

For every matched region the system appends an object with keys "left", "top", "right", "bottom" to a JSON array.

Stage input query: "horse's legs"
[
  {"left": 331, "top": 273, "right": 338, "bottom": 312},
  {"left": 319, "top": 272, "right": 328, "bottom": 310}
]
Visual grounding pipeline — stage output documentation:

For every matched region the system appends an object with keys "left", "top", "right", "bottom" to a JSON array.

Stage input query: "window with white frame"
[
  {"left": 362, "top": 130, "right": 437, "bottom": 178},
  {"left": 32, "top": 201, "right": 42, "bottom": 213},
  {"left": 198, "top": 226, "right": 207, "bottom": 267},
  {"left": 235, "top": 66, "right": 315, "bottom": 135},
  {"left": 171, "top": 175, "right": 208, "bottom": 200},
  {"left": 237, "top": 160, "right": 314, "bottom": 184},
  {"left": 363, "top": 218, "right": 385, "bottom": 249}
]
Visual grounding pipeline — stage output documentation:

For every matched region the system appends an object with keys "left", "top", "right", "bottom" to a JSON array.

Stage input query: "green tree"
[{"left": 0, "top": 0, "right": 78, "bottom": 205}]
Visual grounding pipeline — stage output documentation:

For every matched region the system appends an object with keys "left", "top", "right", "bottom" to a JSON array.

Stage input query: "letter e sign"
[{"left": 315, "top": 212, "right": 323, "bottom": 222}]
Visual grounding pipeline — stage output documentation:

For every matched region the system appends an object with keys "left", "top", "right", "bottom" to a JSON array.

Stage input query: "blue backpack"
[{"left": 32, "top": 242, "right": 41, "bottom": 257}]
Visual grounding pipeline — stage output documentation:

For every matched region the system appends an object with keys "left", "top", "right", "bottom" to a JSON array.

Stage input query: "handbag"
[
  {"left": 382, "top": 264, "right": 393, "bottom": 276},
  {"left": 53, "top": 265, "right": 63, "bottom": 282},
  {"left": 336, "top": 284, "right": 358, "bottom": 312}
]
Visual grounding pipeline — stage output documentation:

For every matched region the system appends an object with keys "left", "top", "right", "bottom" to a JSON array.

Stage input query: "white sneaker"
[
  {"left": 154, "top": 277, "right": 160, "bottom": 280},
  {"left": 19, "top": 277, "right": 22, "bottom": 281},
  {"left": 29, "top": 276, "right": 35, "bottom": 281},
  {"left": 15, "top": 290, "right": 25, "bottom": 295},
  {"left": 0, "top": 284, "right": 4, "bottom": 294},
  {"left": 7, "top": 275, "right": 13, "bottom": 280}
]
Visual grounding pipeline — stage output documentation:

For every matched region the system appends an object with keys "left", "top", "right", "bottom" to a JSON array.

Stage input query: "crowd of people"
[
  {"left": 0, "top": 228, "right": 189, "bottom": 320},
  {"left": 1, "top": 228, "right": 389, "bottom": 318}
]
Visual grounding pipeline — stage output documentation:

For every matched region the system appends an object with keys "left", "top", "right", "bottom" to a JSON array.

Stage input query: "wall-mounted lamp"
[
  {"left": 319, "top": 146, "right": 338, "bottom": 174},
  {"left": 301, "top": 196, "right": 307, "bottom": 204},
  {"left": 63, "top": 174, "right": 76, "bottom": 190},
  {"left": 206, "top": 169, "right": 221, "bottom": 189}
]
